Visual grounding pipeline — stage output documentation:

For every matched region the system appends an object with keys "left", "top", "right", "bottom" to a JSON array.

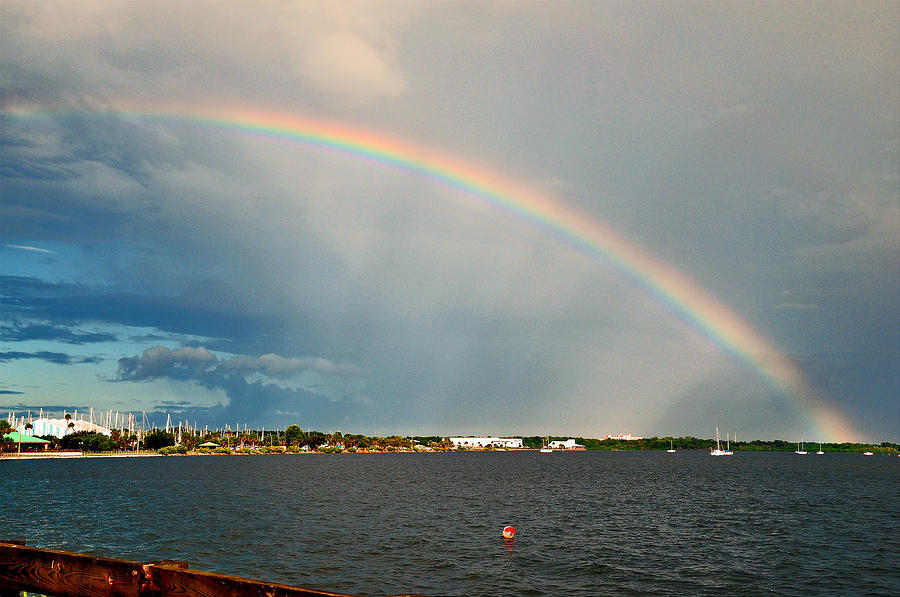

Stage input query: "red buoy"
[{"left": 502, "top": 526, "right": 515, "bottom": 539}]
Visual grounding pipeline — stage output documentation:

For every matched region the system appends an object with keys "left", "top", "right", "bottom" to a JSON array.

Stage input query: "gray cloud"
[
  {"left": 112, "top": 345, "right": 366, "bottom": 427},
  {"left": 114, "top": 346, "right": 359, "bottom": 384},
  {"left": 1, "top": 322, "right": 117, "bottom": 344},
  {"left": 115, "top": 346, "right": 219, "bottom": 381},
  {"left": 0, "top": 351, "right": 101, "bottom": 365}
]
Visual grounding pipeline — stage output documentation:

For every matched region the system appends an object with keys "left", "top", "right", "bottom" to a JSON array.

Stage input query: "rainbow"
[{"left": 4, "top": 102, "right": 859, "bottom": 440}]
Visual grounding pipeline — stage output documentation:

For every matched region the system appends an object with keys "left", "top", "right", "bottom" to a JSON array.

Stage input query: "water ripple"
[{"left": 3, "top": 451, "right": 898, "bottom": 596}]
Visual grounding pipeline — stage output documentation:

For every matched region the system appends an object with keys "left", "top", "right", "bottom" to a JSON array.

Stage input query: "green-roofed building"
[
  {"left": 3, "top": 432, "right": 51, "bottom": 454},
  {"left": 3, "top": 432, "right": 50, "bottom": 444}
]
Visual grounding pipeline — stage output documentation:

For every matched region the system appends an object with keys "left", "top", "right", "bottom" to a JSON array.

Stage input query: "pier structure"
[{"left": 0, "top": 541, "right": 424, "bottom": 597}]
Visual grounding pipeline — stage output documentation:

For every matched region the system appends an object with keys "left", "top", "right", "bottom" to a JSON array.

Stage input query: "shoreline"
[
  {"left": 0, "top": 451, "right": 160, "bottom": 459},
  {"left": 4, "top": 447, "right": 898, "bottom": 460}
]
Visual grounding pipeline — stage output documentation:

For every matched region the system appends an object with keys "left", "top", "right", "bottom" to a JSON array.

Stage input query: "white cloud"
[
  {"left": 222, "top": 354, "right": 361, "bottom": 379},
  {"left": 1, "top": 1, "right": 412, "bottom": 106},
  {"left": 298, "top": 31, "right": 406, "bottom": 102},
  {"left": 5, "top": 244, "right": 55, "bottom": 254}
]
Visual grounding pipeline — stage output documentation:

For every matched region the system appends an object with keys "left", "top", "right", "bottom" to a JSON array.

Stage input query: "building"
[
  {"left": 19, "top": 418, "right": 67, "bottom": 438},
  {"left": 549, "top": 439, "right": 586, "bottom": 450},
  {"left": 448, "top": 437, "right": 523, "bottom": 449},
  {"left": 606, "top": 433, "right": 643, "bottom": 441},
  {"left": 2, "top": 432, "right": 51, "bottom": 452},
  {"left": 13, "top": 417, "right": 111, "bottom": 439}
]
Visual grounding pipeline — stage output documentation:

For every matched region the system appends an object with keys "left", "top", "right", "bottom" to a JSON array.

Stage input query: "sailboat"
[
  {"left": 710, "top": 427, "right": 731, "bottom": 456},
  {"left": 816, "top": 443, "right": 824, "bottom": 455},
  {"left": 795, "top": 440, "right": 807, "bottom": 455},
  {"left": 540, "top": 436, "right": 552, "bottom": 453},
  {"left": 723, "top": 433, "right": 734, "bottom": 455},
  {"left": 667, "top": 439, "right": 676, "bottom": 453}
]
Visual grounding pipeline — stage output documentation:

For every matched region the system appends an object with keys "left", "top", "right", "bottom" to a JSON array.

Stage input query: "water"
[{"left": 3, "top": 451, "right": 898, "bottom": 596}]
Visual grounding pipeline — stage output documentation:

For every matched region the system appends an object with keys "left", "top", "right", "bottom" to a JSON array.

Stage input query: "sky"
[{"left": 1, "top": 1, "right": 897, "bottom": 442}]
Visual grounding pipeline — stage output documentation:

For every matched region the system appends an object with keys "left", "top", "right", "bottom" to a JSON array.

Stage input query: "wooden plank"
[
  {"left": 0, "top": 543, "right": 426, "bottom": 597},
  {"left": 146, "top": 564, "right": 357, "bottom": 597},
  {"left": 0, "top": 542, "right": 142, "bottom": 597}
]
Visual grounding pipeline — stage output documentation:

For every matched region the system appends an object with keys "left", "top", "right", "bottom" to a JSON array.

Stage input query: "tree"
[
  {"left": 110, "top": 429, "right": 129, "bottom": 450},
  {"left": 81, "top": 433, "right": 117, "bottom": 452},
  {"left": 60, "top": 432, "right": 86, "bottom": 450},
  {"left": 0, "top": 419, "right": 13, "bottom": 453},
  {"left": 305, "top": 431, "right": 325, "bottom": 449},
  {"left": 143, "top": 430, "right": 176, "bottom": 450},
  {"left": 283, "top": 425, "right": 303, "bottom": 446},
  {"left": 37, "top": 435, "right": 61, "bottom": 449}
]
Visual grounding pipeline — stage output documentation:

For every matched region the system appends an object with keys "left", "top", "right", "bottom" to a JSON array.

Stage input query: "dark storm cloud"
[
  {"left": 216, "top": 375, "right": 358, "bottom": 427},
  {"left": 1, "top": 276, "right": 280, "bottom": 354},
  {"left": 0, "top": 351, "right": 101, "bottom": 365},
  {"left": 1, "top": 404, "right": 91, "bottom": 415},
  {"left": 0, "top": 183, "right": 135, "bottom": 242},
  {"left": 137, "top": 379, "right": 357, "bottom": 430},
  {"left": 1, "top": 322, "right": 116, "bottom": 344},
  {"left": 0, "top": 115, "right": 153, "bottom": 242}
]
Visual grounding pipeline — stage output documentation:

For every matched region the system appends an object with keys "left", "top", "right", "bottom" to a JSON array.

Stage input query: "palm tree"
[{"left": 22, "top": 421, "right": 35, "bottom": 454}]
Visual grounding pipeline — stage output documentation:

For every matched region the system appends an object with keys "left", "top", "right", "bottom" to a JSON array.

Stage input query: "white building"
[
  {"left": 492, "top": 438, "right": 523, "bottom": 449},
  {"left": 606, "top": 433, "right": 643, "bottom": 441},
  {"left": 15, "top": 417, "right": 111, "bottom": 439},
  {"left": 449, "top": 437, "right": 523, "bottom": 449},
  {"left": 549, "top": 439, "right": 585, "bottom": 450}
]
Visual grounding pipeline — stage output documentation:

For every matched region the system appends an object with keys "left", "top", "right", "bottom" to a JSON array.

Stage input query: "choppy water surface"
[{"left": 4, "top": 451, "right": 898, "bottom": 596}]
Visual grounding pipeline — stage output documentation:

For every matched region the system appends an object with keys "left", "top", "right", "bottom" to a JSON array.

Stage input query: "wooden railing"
[{"left": 0, "top": 541, "right": 424, "bottom": 597}]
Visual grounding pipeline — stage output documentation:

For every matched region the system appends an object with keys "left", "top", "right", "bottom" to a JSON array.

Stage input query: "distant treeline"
[
  {"left": 3, "top": 418, "right": 897, "bottom": 454},
  {"left": 517, "top": 436, "right": 900, "bottom": 453}
]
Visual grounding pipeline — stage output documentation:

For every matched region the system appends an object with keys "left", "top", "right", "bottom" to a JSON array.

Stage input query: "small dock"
[{"left": 0, "top": 541, "right": 424, "bottom": 597}]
